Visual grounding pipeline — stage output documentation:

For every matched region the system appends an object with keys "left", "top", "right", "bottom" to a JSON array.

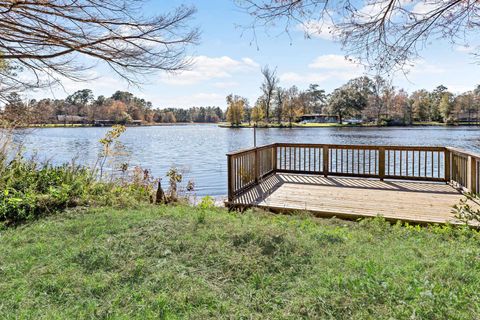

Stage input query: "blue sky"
[{"left": 28, "top": 0, "right": 480, "bottom": 109}]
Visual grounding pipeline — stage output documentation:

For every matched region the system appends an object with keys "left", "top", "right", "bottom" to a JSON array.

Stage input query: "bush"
[
  {"left": 0, "top": 156, "right": 153, "bottom": 226},
  {"left": 453, "top": 193, "right": 480, "bottom": 224}
]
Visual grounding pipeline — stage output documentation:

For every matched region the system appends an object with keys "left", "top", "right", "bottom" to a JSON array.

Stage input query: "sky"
[{"left": 26, "top": 0, "right": 480, "bottom": 109}]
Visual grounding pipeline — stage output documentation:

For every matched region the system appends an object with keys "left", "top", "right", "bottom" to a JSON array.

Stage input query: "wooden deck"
[
  {"left": 231, "top": 173, "right": 477, "bottom": 225},
  {"left": 227, "top": 143, "right": 480, "bottom": 226}
]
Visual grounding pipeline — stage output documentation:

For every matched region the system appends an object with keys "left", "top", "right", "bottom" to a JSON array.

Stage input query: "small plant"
[
  {"left": 453, "top": 193, "right": 480, "bottom": 224},
  {"left": 166, "top": 167, "right": 183, "bottom": 202},
  {"left": 198, "top": 195, "right": 215, "bottom": 210},
  {"left": 97, "top": 125, "right": 127, "bottom": 178}
]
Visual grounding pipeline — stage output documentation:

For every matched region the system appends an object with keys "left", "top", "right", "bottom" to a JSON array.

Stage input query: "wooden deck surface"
[{"left": 231, "top": 173, "right": 478, "bottom": 225}]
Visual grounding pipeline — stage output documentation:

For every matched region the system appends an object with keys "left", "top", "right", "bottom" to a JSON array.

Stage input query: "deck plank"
[{"left": 232, "top": 173, "right": 479, "bottom": 226}]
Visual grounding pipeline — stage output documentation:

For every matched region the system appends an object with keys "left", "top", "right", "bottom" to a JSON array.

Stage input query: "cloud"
[
  {"left": 159, "top": 55, "right": 259, "bottom": 85},
  {"left": 298, "top": 19, "right": 339, "bottom": 40},
  {"left": 405, "top": 59, "right": 445, "bottom": 75},
  {"left": 280, "top": 54, "right": 365, "bottom": 85},
  {"left": 411, "top": 1, "right": 439, "bottom": 15}
]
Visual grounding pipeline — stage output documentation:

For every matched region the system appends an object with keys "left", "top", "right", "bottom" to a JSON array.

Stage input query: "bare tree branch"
[
  {"left": 0, "top": 0, "right": 199, "bottom": 101},
  {"left": 236, "top": 0, "right": 480, "bottom": 72}
]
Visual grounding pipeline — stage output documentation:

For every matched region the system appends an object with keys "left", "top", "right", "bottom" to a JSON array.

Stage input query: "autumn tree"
[
  {"left": 328, "top": 83, "right": 367, "bottom": 124},
  {"left": 410, "top": 90, "right": 431, "bottom": 121},
  {"left": 0, "top": 1, "right": 199, "bottom": 101},
  {"left": 274, "top": 87, "right": 287, "bottom": 124},
  {"left": 226, "top": 94, "right": 246, "bottom": 126},
  {"left": 66, "top": 89, "right": 94, "bottom": 117},
  {"left": 2, "top": 92, "right": 29, "bottom": 124},
  {"left": 282, "top": 86, "right": 302, "bottom": 127},
  {"left": 252, "top": 98, "right": 265, "bottom": 124},
  {"left": 439, "top": 93, "right": 454, "bottom": 123}
]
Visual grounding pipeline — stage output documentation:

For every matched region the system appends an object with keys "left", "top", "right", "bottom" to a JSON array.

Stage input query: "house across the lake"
[
  {"left": 93, "top": 119, "right": 143, "bottom": 126},
  {"left": 57, "top": 115, "right": 87, "bottom": 124},
  {"left": 299, "top": 114, "right": 338, "bottom": 123}
]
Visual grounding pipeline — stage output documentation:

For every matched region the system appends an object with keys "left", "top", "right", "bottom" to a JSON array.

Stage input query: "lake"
[{"left": 20, "top": 125, "right": 480, "bottom": 197}]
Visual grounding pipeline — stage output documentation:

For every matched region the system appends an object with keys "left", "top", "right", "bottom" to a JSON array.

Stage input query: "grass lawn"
[{"left": 1, "top": 205, "right": 480, "bottom": 319}]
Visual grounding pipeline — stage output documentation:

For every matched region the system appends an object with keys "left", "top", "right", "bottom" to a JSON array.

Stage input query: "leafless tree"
[
  {"left": 260, "top": 65, "right": 279, "bottom": 123},
  {"left": 237, "top": 0, "right": 480, "bottom": 72},
  {"left": 0, "top": 0, "right": 199, "bottom": 101}
]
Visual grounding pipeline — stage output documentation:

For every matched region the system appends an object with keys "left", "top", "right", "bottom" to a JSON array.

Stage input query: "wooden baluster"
[
  {"left": 437, "top": 152, "right": 440, "bottom": 178},
  {"left": 468, "top": 156, "right": 477, "bottom": 193},
  {"left": 379, "top": 147, "right": 386, "bottom": 181},
  {"left": 357, "top": 149, "right": 360, "bottom": 174},
  {"left": 368, "top": 149, "right": 372, "bottom": 174},
  {"left": 273, "top": 146, "right": 278, "bottom": 172},
  {"left": 444, "top": 149, "right": 450, "bottom": 182},
  {"left": 323, "top": 145, "right": 329, "bottom": 177},
  {"left": 406, "top": 150, "right": 409, "bottom": 177},
  {"left": 412, "top": 150, "right": 415, "bottom": 177},
  {"left": 417, "top": 150, "right": 421, "bottom": 177}
]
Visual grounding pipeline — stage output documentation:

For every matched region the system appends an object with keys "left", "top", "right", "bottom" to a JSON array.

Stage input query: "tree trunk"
[{"left": 155, "top": 179, "right": 166, "bottom": 204}]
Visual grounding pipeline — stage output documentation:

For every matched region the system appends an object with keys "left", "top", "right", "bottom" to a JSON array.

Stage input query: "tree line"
[
  {"left": 0, "top": 90, "right": 224, "bottom": 125},
  {"left": 226, "top": 67, "right": 480, "bottom": 126}
]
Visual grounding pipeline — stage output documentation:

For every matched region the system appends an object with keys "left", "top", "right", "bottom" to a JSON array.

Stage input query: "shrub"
[
  {"left": 453, "top": 193, "right": 480, "bottom": 224},
  {"left": 0, "top": 156, "right": 153, "bottom": 225}
]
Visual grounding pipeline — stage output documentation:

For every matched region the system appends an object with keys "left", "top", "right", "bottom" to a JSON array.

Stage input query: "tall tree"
[
  {"left": 282, "top": 86, "right": 302, "bottom": 127},
  {"left": 328, "top": 83, "right": 367, "bottom": 124},
  {"left": 66, "top": 89, "right": 94, "bottom": 117},
  {"left": 2, "top": 92, "right": 29, "bottom": 124},
  {"left": 306, "top": 84, "right": 326, "bottom": 114},
  {"left": 439, "top": 93, "right": 454, "bottom": 123},
  {"left": 274, "top": 87, "right": 287, "bottom": 124},
  {"left": 226, "top": 94, "right": 246, "bottom": 126},
  {"left": 260, "top": 66, "right": 279, "bottom": 123}
]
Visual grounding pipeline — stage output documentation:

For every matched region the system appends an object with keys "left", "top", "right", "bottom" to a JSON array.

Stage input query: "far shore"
[
  {"left": 217, "top": 121, "right": 479, "bottom": 129},
  {"left": 15, "top": 121, "right": 480, "bottom": 129},
  {"left": 20, "top": 122, "right": 215, "bottom": 128}
]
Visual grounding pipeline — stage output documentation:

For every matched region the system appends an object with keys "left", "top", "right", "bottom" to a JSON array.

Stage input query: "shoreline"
[
  {"left": 218, "top": 122, "right": 479, "bottom": 129},
  {"left": 15, "top": 121, "right": 480, "bottom": 129},
  {"left": 20, "top": 122, "right": 217, "bottom": 128}
]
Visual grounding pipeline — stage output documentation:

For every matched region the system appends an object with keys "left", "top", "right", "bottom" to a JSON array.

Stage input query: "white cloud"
[
  {"left": 405, "top": 59, "right": 445, "bottom": 75},
  {"left": 159, "top": 55, "right": 259, "bottom": 85},
  {"left": 280, "top": 54, "right": 365, "bottom": 85},
  {"left": 411, "top": 1, "right": 439, "bottom": 15},
  {"left": 298, "top": 20, "right": 339, "bottom": 40}
]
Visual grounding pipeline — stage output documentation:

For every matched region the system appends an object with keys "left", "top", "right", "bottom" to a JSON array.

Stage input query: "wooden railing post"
[
  {"left": 227, "top": 154, "right": 233, "bottom": 202},
  {"left": 255, "top": 147, "right": 260, "bottom": 183},
  {"left": 468, "top": 156, "right": 477, "bottom": 194},
  {"left": 379, "top": 147, "right": 386, "bottom": 181},
  {"left": 444, "top": 149, "right": 451, "bottom": 183},
  {"left": 323, "top": 145, "right": 329, "bottom": 177},
  {"left": 273, "top": 145, "right": 278, "bottom": 172}
]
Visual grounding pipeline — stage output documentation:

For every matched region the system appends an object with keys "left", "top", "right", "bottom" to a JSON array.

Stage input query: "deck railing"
[{"left": 227, "top": 143, "right": 480, "bottom": 202}]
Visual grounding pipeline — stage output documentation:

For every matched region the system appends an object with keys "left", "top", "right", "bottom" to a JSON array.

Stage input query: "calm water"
[{"left": 19, "top": 125, "right": 480, "bottom": 196}]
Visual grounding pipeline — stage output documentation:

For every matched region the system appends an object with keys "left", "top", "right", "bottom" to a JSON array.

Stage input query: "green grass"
[{"left": 1, "top": 205, "right": 480, "bottom": 319}]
